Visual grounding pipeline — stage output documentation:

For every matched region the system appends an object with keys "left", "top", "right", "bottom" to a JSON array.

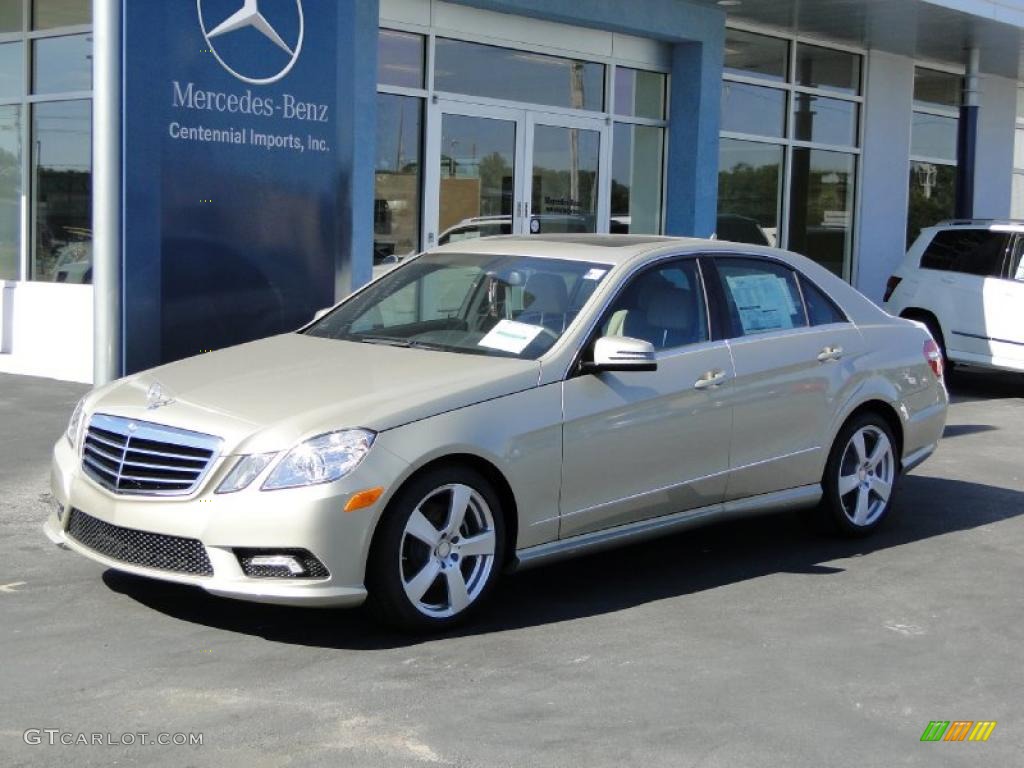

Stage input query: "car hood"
[{"left": 86, "top": 333, "right": 541, "bottom": 453}]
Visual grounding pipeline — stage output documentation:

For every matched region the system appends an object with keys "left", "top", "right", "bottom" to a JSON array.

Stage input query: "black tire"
[
  {"left": 366, "top": 465, "right": 506, "bottom": 632},
  {"left": 811, "top": 412, "right": 900, "bottom": 538}
]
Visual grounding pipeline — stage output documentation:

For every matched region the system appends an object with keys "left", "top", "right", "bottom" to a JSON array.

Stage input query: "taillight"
[
  {"left": 883, "top": 275, "right": 902, "bottom": 303},
  {"left": 924, "top": 339, "right": 944, "bottom": 380}
]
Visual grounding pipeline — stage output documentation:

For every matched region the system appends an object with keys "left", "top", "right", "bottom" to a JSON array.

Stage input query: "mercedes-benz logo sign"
[{"left": 197, "top": 0, "right": 304, "bottom": 85}]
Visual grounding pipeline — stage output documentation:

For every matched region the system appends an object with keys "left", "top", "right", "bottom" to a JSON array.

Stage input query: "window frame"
[
  {"left": 569, "top": 252, "right": 718, "bottom": 378},
  {"left": 719, "top": 23, "right": 863, "bottom": 281},
  {"left": 704, "top": 254, "right": 816, "bottom": 340},
  {"left": 591, "top": 256, "right": 714, "bottom": 354},
  {"left": 376, "top": 22, "right": 672, "bottom": 249},
  {"left": 0, "top": 0, "right": 92, "bottom": 282}
]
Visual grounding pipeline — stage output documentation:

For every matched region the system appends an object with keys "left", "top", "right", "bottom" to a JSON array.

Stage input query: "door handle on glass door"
[
  {"left": 694, "top": 369, "right": 727, "bottom": 389},
  {"left": 817, "top": 345, "right": 843, "bottom": 362}
]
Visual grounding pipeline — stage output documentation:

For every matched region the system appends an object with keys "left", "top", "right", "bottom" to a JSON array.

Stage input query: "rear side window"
[
  {"left": 920, "top": 230, "right": 1010, "bottom": 277},
  {"left": 713, "top": 258, "right": 807, "bottom": 337},
  {"left": 799, "top": 275, "right": 847, "bottom": 325}
]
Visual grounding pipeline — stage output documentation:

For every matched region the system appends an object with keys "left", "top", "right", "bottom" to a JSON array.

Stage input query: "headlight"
[
  {"left": 215, "top": 453, "right": 278, "bottom": 494},
  {"left": 262, "top": 429, "right": 375, "bottom": 491},
  {"left": 66, "top": 397, "right": 86, "bottom": 448}
]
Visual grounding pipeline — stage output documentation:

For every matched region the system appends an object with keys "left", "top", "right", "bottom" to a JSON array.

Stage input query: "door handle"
[
  {"left": 817, "top": 345, "right": 843, "bottom": 362},
  {"left": 694, "top": 369, "right": 727, "bottom": 390}
]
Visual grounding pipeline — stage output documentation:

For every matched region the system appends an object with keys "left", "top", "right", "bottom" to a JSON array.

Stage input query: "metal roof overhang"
[{"left": 695, "top": 0, "right": 1024, "bottom": 78}]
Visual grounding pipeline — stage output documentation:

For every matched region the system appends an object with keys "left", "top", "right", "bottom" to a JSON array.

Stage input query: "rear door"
[
  {"left": 917, "top": 228, "right": 1014, "bottom": 363},
  {"left": 705, "top": 255, "right": 863, "bottom": 500},
  {"left": 559, "top": 257, "right": 735, "bottom": 537},
  {"left": 981, "top": 234, "right": 1024, "bottom": 366}
]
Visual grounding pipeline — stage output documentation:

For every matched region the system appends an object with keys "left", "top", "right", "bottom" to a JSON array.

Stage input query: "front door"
[
  {"left": 425, "top": 100, "right": 608, "bottom": 249},
  {"left": 560, "top": 257, "right": 735, "bottom": 538}
]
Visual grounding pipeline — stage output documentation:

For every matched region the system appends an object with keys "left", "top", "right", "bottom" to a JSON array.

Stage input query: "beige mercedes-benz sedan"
[{"left": 46, "top": 235, "right": 947, "bottom": 630}]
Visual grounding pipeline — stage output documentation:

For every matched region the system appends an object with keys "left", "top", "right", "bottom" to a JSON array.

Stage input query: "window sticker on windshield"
[
  {"left": 726, "top": 273, "right": 797, "bottom": 334},
  {"left": 583, "top": 268, "right": 607, "bottom": 281},
  {"left": 478, "top": 319, "right": 545, "bottom": 354}
]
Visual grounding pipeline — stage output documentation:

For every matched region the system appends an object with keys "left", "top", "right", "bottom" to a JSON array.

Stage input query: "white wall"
[
  {"left": 855, "top": 50, "right": 915, "bottom": 303},
  {"left": 0, "top": 281, "right": 93, "bottom": 383},
  {"left": 973, "top": 72, "right": 1017, "bottom": 217}
]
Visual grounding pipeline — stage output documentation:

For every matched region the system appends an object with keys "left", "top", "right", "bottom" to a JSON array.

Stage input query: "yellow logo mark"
[{"left": 968, "top": 721, "right": 997, "bottom": 742}]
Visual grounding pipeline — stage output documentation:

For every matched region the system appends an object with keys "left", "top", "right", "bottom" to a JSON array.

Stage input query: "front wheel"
[
  {"left": 814, "top": 413, "right": 899, "bottom": 537},
  {"left": 366, "top": 466, "right": 506, "bottom": 632}
]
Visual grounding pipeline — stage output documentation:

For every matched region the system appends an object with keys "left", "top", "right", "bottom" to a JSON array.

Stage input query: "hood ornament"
[{"left": 146, "top": 382, "right": 175, "bottom": 410}]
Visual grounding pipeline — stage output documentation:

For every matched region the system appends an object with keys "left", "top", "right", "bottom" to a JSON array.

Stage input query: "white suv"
[{"left": 884, "top": 219, "right": 1024, "bottom": 374}]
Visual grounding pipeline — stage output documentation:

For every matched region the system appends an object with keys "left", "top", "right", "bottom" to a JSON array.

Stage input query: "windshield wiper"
[{"left": 356, "top": 335, "right": 412, "bottom": 347}]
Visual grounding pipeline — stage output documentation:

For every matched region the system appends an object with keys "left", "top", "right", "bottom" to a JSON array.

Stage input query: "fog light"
[
  {"left": 249, "top": 555, "right": 305, "bottom": 576},
  {"left": 235, "top": 548, "right": 330, "bottom": 579},
  {"left": 54, "top": 501, "right": 65, "bottom": 522}
]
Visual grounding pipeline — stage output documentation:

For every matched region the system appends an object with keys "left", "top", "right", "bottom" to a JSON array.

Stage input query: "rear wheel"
[
  {"left": 366, "top": 465, "right": 505, "bottom": 632},
  {"left": 813, "top": 413, "right": 899, "bottom": 537}
]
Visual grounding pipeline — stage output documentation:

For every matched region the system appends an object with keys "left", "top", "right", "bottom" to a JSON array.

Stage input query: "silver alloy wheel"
[
  {"left": 837, "top": 425, "right": 895, "bottom": 527},
  {"left": 399, "top": 483, "right": 497, "bottom": 618}
]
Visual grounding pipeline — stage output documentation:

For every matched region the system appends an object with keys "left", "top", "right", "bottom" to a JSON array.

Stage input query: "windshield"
[{"left": 304, "top": 252, "right": 613, "bottom": 359}]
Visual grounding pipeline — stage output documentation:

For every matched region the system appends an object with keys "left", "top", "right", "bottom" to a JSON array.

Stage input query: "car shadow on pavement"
[
  {"left": 946, "top": 369, "right": 1023, "bottom": 403},
  {"left": 102, "top": 473, "right": 1024, "bottom": 649}
]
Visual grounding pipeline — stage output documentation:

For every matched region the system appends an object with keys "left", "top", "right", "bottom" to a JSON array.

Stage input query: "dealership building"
[{"left": 1, "top": 0, "right": 1023, "bottom": 383}]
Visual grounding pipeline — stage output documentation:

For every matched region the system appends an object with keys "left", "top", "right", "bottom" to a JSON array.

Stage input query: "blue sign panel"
[{"left": 122, "top": 0, "right": 374, "bottom": 372}]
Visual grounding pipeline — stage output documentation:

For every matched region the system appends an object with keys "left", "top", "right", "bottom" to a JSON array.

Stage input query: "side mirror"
[
  {"left": 312, "top": 307, "right": 331, "bottom": 322},
  {"left": 583, "top": 335, "right": 657, "bottom": 373}
]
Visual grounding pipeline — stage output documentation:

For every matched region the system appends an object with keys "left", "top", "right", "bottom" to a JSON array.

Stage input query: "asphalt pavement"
[{"left": 1, "top": 369, "right": 1022, "bottom": 767}]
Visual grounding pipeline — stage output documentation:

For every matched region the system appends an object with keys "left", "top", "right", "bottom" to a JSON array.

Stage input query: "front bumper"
[{"left": 47, "top": 435, "right": 409, "bottom": 607}]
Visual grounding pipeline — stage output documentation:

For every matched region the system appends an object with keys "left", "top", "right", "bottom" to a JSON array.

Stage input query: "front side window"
[
  {"left": 714, "top": 258, "right": 807, "bottom": 337},
  {"left": 600, "top": 260, "right": 709, "bottom": 351},
  {"left": 306, "top": 253, "right": 612, "bottom": 359},
  {"left": 920, "top": 230, "right": 1011, "bottom": 277}
]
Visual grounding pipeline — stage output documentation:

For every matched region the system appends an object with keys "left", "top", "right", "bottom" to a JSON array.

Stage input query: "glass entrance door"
[
  {"left": 426, "top": 100, "right": 608, "bottom": 248},
  {"left": 526, "top": 116, "right": 605, "bottom": 236}
]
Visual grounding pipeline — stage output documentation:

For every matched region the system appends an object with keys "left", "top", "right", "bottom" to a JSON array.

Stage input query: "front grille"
[
  {"left": 66, "top": 508, "right": 214, "bottom": 576},
  {"left": 81, "top": 414, "right": 221, "bottom": 496},
  {"left": 236, "top": 548, "right": 330, "bottom": 579}
]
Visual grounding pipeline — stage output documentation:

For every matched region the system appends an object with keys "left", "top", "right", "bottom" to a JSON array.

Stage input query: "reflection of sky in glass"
[
  {"left": 34, "top": 100, "right": 91, "bottom": 170},
  {"left": 721, "top": 82, "right": 785, "bottom": 138},
  {"left": 33, "top": 33, "right": 92, "bottom": 94},
  {"left": 378, "top": 29, "right": 424, "bottom": 89},
  {"left": 376, "top": 94, "right": 421, "bottom": 173},
  {"left": 0, "top": 42, "right": 23, "bottom": 98},
  {"left": 614, "top": 68, "right": 664, "bottom": 119},
  {"left": 724, "top": 29, "right": 788, "bottom": 82},
  {"left": 792, "top": 94, "right": 858, "bottom": 146},
  {"left": 436, "top": 38, "right": 604, "bottom": 112},
  {"left": 911, "top": 113, "right": 957, "bottom": 161},
  {"left": 795, "top": 44, "right": 860, "bottom": 95}
]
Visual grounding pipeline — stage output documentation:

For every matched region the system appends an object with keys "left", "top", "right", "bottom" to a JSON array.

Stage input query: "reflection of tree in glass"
[
  {"left": 718, "top": 162, "right": 780, "bottom": 227},
  {"left": 478, "top": 152, "right": 512, "bottom": 217},
  {"left": 907, "top": 162, "right": 955, "bottom": 248}
]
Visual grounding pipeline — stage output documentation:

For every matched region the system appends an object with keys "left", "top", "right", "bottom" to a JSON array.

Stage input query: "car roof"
[
  {"left": 428, "top": 233, "right": 805, "bottom": 267},
  {"left": 932, "top": 218, "right": 1024, "bottom": 231},
  {"left": 430, "top": 234, "right": 709, "bottom": 265}
]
